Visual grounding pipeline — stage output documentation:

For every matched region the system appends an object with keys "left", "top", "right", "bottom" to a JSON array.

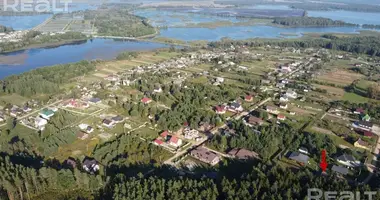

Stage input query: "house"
[
  {"left": 362, "top": 114, "right": 371, "bottom": 122},
  {"left": 82, "top": 157, "right": 100, "bottom": 173},
  {"left": 289, "top": 111, "right": 296, "bottom": 115},
  {"left": 153, "top": 87, "right": 163, "bottom": 93},
  {"left": 40, "top": 109, "right": 55, "bottom": 119},
  {"left": 228, "top": 148, "right": 260, "bottom": 160},
  {"left": 141, "top": 97, "right": 152, "bottom": 104},
  {"left": 285, "top": 89, "right": 297, "bottom": 99},
  {"left": 280, "top": 95, "right": 289, "bottom": 102},
  {"left": 354, "top": 138, "right": 370, "bottom": 150},
  {"left": 153, "top": 139, "right": 164, "bottom": 146},
  {"left": 86, "top": 126, "right": 94, "bottom": 133},
  {"left": 279, "top": 103, "right": 288, "bottom": 109},
  {"left": 245, "top": 95, "right": 253, "bottom": 102},
  {"left": 35, "top": 116, "right": 48, "bottom": 130},
  {"left": 23, "top": 106, "right": 32, "bottom": 113},
  {"left": 190, "top": 147, "right": 220, "bottom": 166},
  {"left": 160, "top": 131, "right": 169, "bottom": 139},
  {"left": 266, "top": 106, "right": 278, "bottom": 114},
  {"left": 298, "top": 147, "right": 309, "bottom": 155},
  {"left": 337, "top": 154, "right": 361, "bottom": 168},
  {"left": 246, "top": 116, "right": 264, "bottom": 126},
  {"left": 228, "top": 102, "right": 243, "bottom": 113},
  {"left": 353, "top": 108, "right": 364, "bottom": 115},
  {"left": 354, "top": 121, "right": 373, "bottom": 131},
  {"left": 363, "top": 131, "right": 374, "bottom": 137},
  {"left": 183, "top": 128, "right": 199, "bottom": 140},
  {"left": 111, "top": 115, "right": 124, "bottom": 123},
  {"left": 277, "top": 114, "right": 286, "bottom": 121},
  {"left": 64, "top": 157, "right": 77, "bottom": 169},
  {"left": 168, "top": 136, "right": 182, "bottom": 147},
  {"left": 77, "top": 131, "right": 89, "bottom": 140},
  {"left": 288, "top": 152, "right": 309, "bottom": 165},
  {"left": 102, "top": 119, "right": 115, "bottom": 128},
  {"left": 89, "top": 98, "right": 101, "bottom": 104},
  {"left": 331, "top": 165, "right": 349, "bottom": 176},
  {"left": 215, "top": 105, "right": 226, "bottom": 114}
]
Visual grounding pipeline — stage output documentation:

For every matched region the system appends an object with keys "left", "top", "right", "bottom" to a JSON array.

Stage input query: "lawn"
[
  {"left": 342, "top": 92, "right": 370, "bottom": 103},
  {"left": 0, "top": 94, "right": 29, "bottom": 106}
]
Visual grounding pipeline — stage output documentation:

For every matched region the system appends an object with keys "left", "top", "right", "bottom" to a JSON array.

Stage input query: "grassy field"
[
  {"left": 317, "top": 69, "right": 363, "bottom": 87},
  {"left": 0, "top": 94, "right": 29, "bottom": 106},
  {"left": 342, "top": 92, "right": 370, "bottom": 103}
]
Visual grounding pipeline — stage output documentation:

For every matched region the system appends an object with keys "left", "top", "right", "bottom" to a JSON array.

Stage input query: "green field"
[{"left": 342, "top": 92, "right": 370, "bottom": 103}]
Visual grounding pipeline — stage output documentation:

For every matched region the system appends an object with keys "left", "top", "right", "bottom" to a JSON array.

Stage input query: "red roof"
[
  {"left": 160, "top": 131, "right": 169, "bottom": 138},
  {"left": 215, "top": 105, "right": 226, "bottom": 112},
  {"left": 245, "top": 95, "right": 253, "bottom": 101},
  {"left": 141, "top": 97, "right": 151, "bottom": 103},
  {"left": 183, "top": 122, "right": 189, "bottom": 127},
  {"left": 364, "top": 131, "right": 374, "bottom": 137},
  {"left": 356, "top": 108, "right": 364, "bottom": 113},
  {"left": 169, "top": 136, "right": 179, "bottom": 144},
  {"left": 154, "top": 139, "right": 163, "bottom": 145},
  {"left": 277, "top": 114, "right": 286, "bottom": 119}
]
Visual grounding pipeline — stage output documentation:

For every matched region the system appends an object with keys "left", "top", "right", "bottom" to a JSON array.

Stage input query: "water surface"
[{"left": 0, "top": 39, "right": 168, "bottom": 79}]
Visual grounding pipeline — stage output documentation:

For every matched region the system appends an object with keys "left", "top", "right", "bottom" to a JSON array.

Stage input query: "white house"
[
  {"left": 280, "top": 95, "right": 289, "bottom": 102},
  {"left": 285, "top": 89, "right": 297, "bottom": 99},
  {"left": 337, "top": 154, "right": 361, "bottom": 168},
  {"left": 35, "top": 116, "right": 48, "bottom": 131}
]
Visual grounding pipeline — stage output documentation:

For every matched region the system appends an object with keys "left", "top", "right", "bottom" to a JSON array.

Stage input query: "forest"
[
  {"left": 290, "top": 2, "right": 380, "bottom": 12},
  {"left": 209, "top": 35, "right": 380, "bottom": 57},
  {"left": 84, "top": 9, "right": 155, "bottom": 37},
  {"left": 272, "top": 17, "right": 356, "bottom": 27},
  {"left": 1, "top": 60, "right": 96, "bottom": 97},
  {"left": 0, "top": 31, "right": 88, "bottom": 53}
]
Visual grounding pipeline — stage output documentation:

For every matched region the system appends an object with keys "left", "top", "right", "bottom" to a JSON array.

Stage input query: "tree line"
[
  {"left": 273, "top": 17, "right": 356, "bottom": 27},
  {"left": 1, "top": 60, "right": 96, "bottom": 97}
]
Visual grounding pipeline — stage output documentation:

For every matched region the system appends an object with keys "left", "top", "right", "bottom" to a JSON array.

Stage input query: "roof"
[
  {"left": 363, "top": 131, "right": 374, "bottom": 137},
  {"left": 289, "top": 152, "right": 309, "bottom": 164},
  {"left": 332, "top": 165, "right": 349, "bottom": 175},
  {"left": 191, "top": 147, "right": 219, "bottom": 163},
  {"left": 169, "top": 136, "right": 179, "bottom": 144},
  {"left": 355, "top": 108, "right": 364, "bottom": 113},
  {"left": 40, "top": 109, "right": 54, "bottom": 116},
  {"left": 248, "top": 116, "right": 263, "bottom": 124},
  {"left": 228, "top": 148, "right": 259, "bottom": 160},
  {"left": 89, "top": 97, "right": 101, "bottom": 103},
  {"left": 230, "top": 102, "right": 241, "bottom": 108},
  {"left": 83, "top": 157, "right": 98, "bottom": 167},
  {"left": 215, "top": 105, "right": 226, "bottom": 112},
  {"left": 357, "top": 121, "right": 373, "bottom": 127},
  {"left": 245, "top": 95, "right": 253, "bottom": 100},
  {"left": 362, "top": 114, "right": 371, "bottom": 121},
  {"left": 266, "top": 106, "right": 277, "bottom": 111},
  {"left": 356, "top": 138, "right": 369, "bottom": 147},
  {"left": 112, "top": 115, "right": 123, "bottom": 121},
  {"left": 141, "top": 97, "right": 151, "bottom": 103},
  {"left": 337, "top": 154, "right": 357, "bottom": 162},
  {"left": 102, "top": 119, "right": 113, "bottom": 125},
  {"left": 160, "top": 131, "right": 169, "bottom": 138},
  {"left": 154, "top": 139, "right": 163, "bottom": 145},
  {"left": 277, "top": 114, "right": 286, "bottom": 119}
]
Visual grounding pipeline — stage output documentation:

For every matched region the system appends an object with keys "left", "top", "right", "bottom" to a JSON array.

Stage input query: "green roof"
[
  {"left": 40, "top": 109, "right": 54, "bottom": 116},
  {"left": 362, "top": 114, "right": 371, "bottom": 121}
]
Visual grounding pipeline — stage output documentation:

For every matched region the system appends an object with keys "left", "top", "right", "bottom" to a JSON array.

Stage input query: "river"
[{"left": 0, "top": 39, "right": 168, "bottom": 79}]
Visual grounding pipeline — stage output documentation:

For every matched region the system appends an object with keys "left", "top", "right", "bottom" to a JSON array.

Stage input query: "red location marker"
[{"left": 320, "top": 149, "right": 328, "bottom": 172}]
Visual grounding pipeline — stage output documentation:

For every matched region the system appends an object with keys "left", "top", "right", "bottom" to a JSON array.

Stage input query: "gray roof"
[
  {"left": 337, "top": 154, "right": 357, "bottom": 162},
  {"left": 332, "top": 165, "right": 349, "bottom": 175},
  {"left": 289, "top": 152, "right": 309, "bottom": 164}
]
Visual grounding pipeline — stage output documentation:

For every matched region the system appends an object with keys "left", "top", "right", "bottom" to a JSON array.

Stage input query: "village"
[{"left": 0, "top": 43, "right": 379, "bottom": 182}]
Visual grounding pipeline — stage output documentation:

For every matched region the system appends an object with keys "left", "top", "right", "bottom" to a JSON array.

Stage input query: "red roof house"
[
  {"left": 141, "top": 97, "right": 152, "bottom": 104},
  {"left": 277, "top": 114, "right": 286, "bottom": 121},
  {"left": 160, "top": 131, "right": 169, "bottom": 138},
  {"left": 215, "top": 105, "right": 226, "bottom": 114},
  {"left": 154, "top": 139, "right": 163, "bottom": 145},
  {"left": 169, "top": 136, "right": 182, "bottom": 147},
  {"left": 245, "top": 95, "right": 253, "bottom": 102},
  {"left": 363, "top": 131, "right": 374, "bottom": 137}
]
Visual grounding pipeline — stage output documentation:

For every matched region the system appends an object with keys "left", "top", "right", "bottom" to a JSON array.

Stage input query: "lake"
[
  {"left": 0, "top": 39, "right": 168, "bottom": 79},
  {"left": 159, "top": 26, "right": 363, "bottom": 41},
  {"left": 308, "top": 10, "right": 380, "bottom": 25},
  {"left": 0, "top": 14, "right": 52, "bottom": 30}
]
